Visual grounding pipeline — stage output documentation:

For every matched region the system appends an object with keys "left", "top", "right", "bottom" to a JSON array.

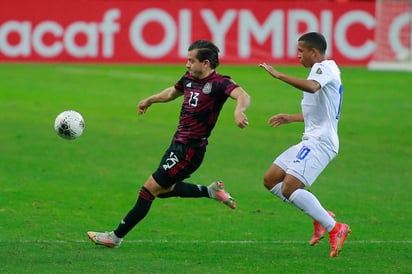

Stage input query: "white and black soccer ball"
[{"left": 54, "top": 110, "right": 85, "bottom": 140}]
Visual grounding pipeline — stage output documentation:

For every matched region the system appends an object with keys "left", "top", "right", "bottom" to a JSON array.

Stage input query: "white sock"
[
  {"left": 269, "top": 183, "right": 292, "bottom": 204},
  {"left": 289, "top": 189, "right": 336, "bottom": 231}
]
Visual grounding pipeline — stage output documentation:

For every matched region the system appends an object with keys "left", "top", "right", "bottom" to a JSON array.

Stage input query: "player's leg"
[
  {"left": 277, "top": 141, "right": 337, "bottom": 231},
  {"left": 156, "top": 143, "right": 236, "bottom": 208},
  {"left": 282, "top": 174, "right": 336, "bottom": 232},
  {"left": 309, "top": 210, "right": 335, "bottom": 246},
  {"left": 263, "top": 156, "right": 341, "bottom": 255},
  {"left": 105, "top": 143, "right": 195, "bottom": 243},
  {"left": 282, "top": 174, "right": 350, "bottom": 257},
  {"left": 158, "top": 180, "right": 235, "bottom": 208},
  {"left": 265, "top": 164, "right": 335, "bottom": 245},
  {"left": 87, "top": 142, "right": 235, "bottom": 248},
  {"left": 264, "top": 163, "right": 291, "bottom": 203},
  {"left": 87, "top": 175, "right": 160, "bottom": 248},
  {"left": 283, "top": 141, "right": 350, "bottom": 256},
  {"left": 157, "top": 181, "right": 209, "bottom": 198},
  {"left": 113, "top": 176, "right": 162, "bottom": 237},
  {"left": 87, "top": 142, "right": 184, "bottom": 248},
  {"left": 264, "top": 143, "right": 302, "bottom": 204}
]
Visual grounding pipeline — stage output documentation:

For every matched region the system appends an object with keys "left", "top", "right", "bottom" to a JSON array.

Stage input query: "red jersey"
[{"left": 173, "top": 71, "right": 239, "bottom": 147}]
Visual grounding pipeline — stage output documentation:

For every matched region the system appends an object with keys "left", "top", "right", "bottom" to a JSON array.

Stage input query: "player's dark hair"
[
  {"left": 298, "top": 32, "right": 327, "bottom": 55},
  {"left": 188, "top": 40, "right": 220, "bottom": 69}
]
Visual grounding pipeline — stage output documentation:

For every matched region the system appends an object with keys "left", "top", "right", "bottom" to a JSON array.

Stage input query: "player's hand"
[
  {"left": 258, "top": 62, "right": 280, "bottom": 78},
  {"left": 137, "top": 99, "right": 151, "bottom": 115},
  {"left": 235, "top": 112, "right": 249, "bottom": 128},
  {"left": 268, "top": 113, "right": 290, "bottom": 127}
]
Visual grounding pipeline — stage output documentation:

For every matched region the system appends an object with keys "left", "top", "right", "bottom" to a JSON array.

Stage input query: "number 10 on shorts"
[{"left": 295, "top": 146, "right": 311, "bottom": 162}]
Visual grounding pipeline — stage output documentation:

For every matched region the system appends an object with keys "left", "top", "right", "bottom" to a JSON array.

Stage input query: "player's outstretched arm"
[
  {"left": 268, "top": 113, "right": 304, "bottom": 127},
  {"left": 259, "top": 62, "right": 282, "bottom": 78},
  {"left": 258, "top": 63, "right": 320, "bottom": 93},
  {"left": 230, "top": 87, "right": 250, "bottom": 128},
  {"left": 138, "top": 86, "right": 183, "bottom": 115}
]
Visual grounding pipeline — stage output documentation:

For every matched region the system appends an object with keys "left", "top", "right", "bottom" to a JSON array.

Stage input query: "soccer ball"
[{"left": 54, "top": 110, "right": 85, "bottom": 140}]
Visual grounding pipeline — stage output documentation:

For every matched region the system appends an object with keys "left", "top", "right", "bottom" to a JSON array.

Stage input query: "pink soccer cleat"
[
  {"left": 207, "top": 181, "right": 236, "bottom": 209},
  {"left": 329, "top": 222, "right": 351, "bottom": 257},
  {"left": 309, "top": 211, "right": 336, "bottom": 246}
]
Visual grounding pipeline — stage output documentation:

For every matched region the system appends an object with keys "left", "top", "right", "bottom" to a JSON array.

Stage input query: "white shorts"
[{"left": 274, "top": 138, "right": 337, "bottom": 186}]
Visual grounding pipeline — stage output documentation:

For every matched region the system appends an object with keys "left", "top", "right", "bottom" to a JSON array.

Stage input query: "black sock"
[
  {"left": 158, "top": 181, "right": 209, "bottom": 198},
  {"left": 113, "top": 187, "right": 155, "bottom": 238}
]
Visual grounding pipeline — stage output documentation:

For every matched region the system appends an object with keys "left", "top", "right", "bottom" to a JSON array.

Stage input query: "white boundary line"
[{"left": 2, "top": 239, "right": 411, "bottom": 244}]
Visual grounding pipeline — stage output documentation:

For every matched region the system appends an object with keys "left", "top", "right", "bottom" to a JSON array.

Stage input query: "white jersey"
[{"left": 302, "top": 60, "right": 342, "bottom": 153}]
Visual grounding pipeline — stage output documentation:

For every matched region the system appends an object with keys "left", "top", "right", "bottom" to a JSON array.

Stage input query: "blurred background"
[{"left": 0, "top": 0, "right": 411, "bottom": 71}]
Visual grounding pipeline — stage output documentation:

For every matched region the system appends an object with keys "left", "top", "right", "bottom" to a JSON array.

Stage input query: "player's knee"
[
  {"left": 281, "top": 182, "right": 304, "bottom": 199},
  {"left": 281, "top": 188, "right": 292, "bottom": 199},
  {"left": 263, "top": 174, "right": 276, "bottom": 190},
  {"left": 264, "top": 165, "right": 285, "bottom": 190}
]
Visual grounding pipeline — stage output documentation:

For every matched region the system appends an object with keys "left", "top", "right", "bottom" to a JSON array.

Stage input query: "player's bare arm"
[
  {"left": 230, "top": 87, "right": 250, "bottom": 128},
  {"left": 138, "top": 86, "right": 183, "bottom": 115},
  {"left": 268, "top": 113, "right": 304, "bottom": 128},
  {"left": 259, "top": 63, "right": 321, "bottom": 93}
]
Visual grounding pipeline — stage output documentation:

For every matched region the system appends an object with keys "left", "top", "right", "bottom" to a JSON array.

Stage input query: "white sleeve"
[{"left": 308, "top": 63, "right": 330, "bottom": 88}]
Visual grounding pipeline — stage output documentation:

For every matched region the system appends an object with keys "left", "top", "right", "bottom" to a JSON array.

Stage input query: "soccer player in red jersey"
[{"left": 87, "top": 40, "right": 250, "bottom": 248}]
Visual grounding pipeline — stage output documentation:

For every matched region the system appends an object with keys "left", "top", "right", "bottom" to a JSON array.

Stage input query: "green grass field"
[{"left": 0, "top": 63, "right": 411, "bottom": 273}]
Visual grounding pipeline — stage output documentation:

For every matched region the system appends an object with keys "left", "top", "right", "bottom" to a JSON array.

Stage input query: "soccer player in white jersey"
[{"left": 259, "top": 32, "right": 350, "bottom": 257}]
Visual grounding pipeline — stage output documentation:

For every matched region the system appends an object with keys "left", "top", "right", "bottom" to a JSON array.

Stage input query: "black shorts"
[{"left": 152, "top": 141, "right": 206, "bottom": 189}]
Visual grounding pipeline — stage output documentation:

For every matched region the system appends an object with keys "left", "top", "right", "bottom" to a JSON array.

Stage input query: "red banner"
[{"left": 0, "top": 0, "right": 381, "bottom": 65}]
